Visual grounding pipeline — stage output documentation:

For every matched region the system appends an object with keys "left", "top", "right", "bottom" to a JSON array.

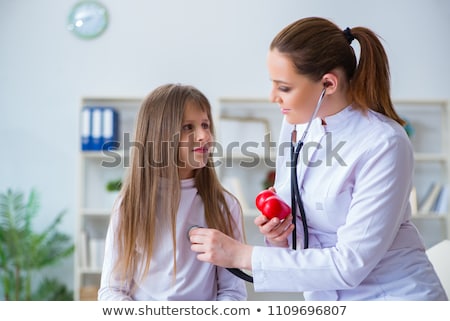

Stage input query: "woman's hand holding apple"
[
  {"left": 255, "top": 190, "right": 291, "bottom": 220},
  {"left": 254, "top": 189, "right": 294, "bottom": 247}
]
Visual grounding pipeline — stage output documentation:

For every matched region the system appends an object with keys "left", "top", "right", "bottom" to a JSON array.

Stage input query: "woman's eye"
[{"left": 279, "top": 86, "right": 291, "bottom": 93}]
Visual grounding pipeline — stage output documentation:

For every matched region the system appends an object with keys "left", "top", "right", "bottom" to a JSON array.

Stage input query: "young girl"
[
  {"left": 189, "top": 17, "right": 448, "bottom": 300},
  {"left": 98, "top": 83, "right": 247, "bottom": 300}
]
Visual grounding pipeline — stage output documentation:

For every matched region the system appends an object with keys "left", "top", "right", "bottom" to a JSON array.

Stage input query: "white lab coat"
[
  {"left": 98, "top": 178, "right": 247, "bottom": 301},
  {"left": 251, "top": 106, "right": 448, "bottom": 300}
]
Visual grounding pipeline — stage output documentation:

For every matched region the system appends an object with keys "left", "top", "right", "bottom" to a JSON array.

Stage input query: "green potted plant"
[
  {"left": 0, "top": 188, "right": 74, "bottom": 300},
  {"left": 105, "top": 179, "right": 122, "bottom": 192},
  {"left": 105, "top": 178, "right": 122, "bottom": 206}
]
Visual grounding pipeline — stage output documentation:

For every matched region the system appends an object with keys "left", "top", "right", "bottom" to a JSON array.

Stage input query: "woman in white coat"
[{"left": 189, "top": 17, "right": 448, "bottom": 300}]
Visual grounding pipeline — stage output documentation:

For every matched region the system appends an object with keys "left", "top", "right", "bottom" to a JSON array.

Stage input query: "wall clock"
[{"left": 67, "top": 1, "right": 109, "bottom": 39}]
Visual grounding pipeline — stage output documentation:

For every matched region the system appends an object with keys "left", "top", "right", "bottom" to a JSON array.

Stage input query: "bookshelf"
[
  {"left": 394, "top": 100, "right": 450, "bottom": 248},
  {"left": 216, "top": 98, "right": 450, "bottom": 249},
  {"left": 75, "top": 97, "right": 141, "bottom": 300}
]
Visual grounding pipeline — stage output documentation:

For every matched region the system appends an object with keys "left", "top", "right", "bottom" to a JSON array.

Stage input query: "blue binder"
[
  {"left": 81, "top": 106, "right": 92, "bottom": 150},
  {"left": 81, "top": 106, "right": 119, "bottom": 151},
  {"left": 91, "top": 107, "right": 103, "bottom": 150},
  {"left": 101, "top": 107, "right": 119, "bottom": 150}
]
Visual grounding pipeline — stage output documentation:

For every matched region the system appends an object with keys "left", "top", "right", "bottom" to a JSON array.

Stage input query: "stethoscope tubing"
[{"left": 291, "top": 87, "right": 327, "bottom": 250}]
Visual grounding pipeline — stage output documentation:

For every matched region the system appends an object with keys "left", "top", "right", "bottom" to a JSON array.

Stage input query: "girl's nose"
[{"left": 195, "top": 127, "right": 209, "bottom": 141}]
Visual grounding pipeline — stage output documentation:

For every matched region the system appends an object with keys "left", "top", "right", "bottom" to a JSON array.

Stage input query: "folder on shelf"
[
  {"left": 79, "top": 231, "right": 88, "bottom": 269},
  {"left": 91, "top": 107, "right": 103, "bottom": 150},
  {"left": 433, "top": 184, "right": 449, "bottom": 215},
  {"left": 88, "top": 238, "right": 106, "bottom": 269},
  {"left": 80, "top": 106, "right": 119, "bottom": 151},
  {"left": 101, "top": 107, "right": 119, "bottom": 150},
  {"left": 410, "top": 186, "right": 418, "bottom": 216},
  {"left": 419, "top": 182, "right": 442, "bottom": 214},
  {"left": 81, "top": 107, "right": 92, "bottom": 150}
]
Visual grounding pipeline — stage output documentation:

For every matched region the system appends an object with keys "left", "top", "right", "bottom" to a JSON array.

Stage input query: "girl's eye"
[
  {"left": 201, "top": 122, "right": 210, "bottom": 129},
  {"left": 182, "top": 124, "right": 193, "bottom": 131}
]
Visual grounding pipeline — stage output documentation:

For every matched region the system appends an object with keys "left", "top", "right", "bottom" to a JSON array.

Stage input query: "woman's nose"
[{"left": 269, "top": 87, "right": 280, "bottom": 103}]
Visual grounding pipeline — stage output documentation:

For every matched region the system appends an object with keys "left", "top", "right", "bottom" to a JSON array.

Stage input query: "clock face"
[{"left": 67, "top": 1, "right": 108, "bottom": 39}]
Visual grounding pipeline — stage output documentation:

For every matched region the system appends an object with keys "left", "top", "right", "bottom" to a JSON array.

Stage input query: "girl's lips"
[
  {"left": 193, "top": 147, "right": 209, "bottom": 153},
  {"left": 281, "top": 108, "right": 290, "bottom": 114}
]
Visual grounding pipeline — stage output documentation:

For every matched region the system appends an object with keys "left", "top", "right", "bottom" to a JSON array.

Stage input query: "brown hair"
[
  {"left": 270, "top": 17, "right": 404, "bottom": 125},
  {"left": 113, "top": 83, "right": 242, "bottom": 290}
]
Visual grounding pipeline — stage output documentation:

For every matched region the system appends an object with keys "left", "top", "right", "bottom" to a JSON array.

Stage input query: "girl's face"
[
  {"left": 178, "top": 102, "right": 212, "bottom": 179},
  {"left": 267, "top": 49, "right": 324, "bottom": 124}
]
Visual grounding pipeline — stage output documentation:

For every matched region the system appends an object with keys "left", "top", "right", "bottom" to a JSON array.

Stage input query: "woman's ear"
[{"left": 321, "top": 73, "right": 338, "bottom": 94}]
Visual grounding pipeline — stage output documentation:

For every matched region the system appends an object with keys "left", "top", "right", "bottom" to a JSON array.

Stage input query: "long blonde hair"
[{"left": 112, "top": 84, "right": 242, "bottom": 289}]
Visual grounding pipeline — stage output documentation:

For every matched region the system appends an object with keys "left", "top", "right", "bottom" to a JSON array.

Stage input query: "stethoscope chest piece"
[{"left": 187, "top": 225, "right": 254, "bottom": 283}]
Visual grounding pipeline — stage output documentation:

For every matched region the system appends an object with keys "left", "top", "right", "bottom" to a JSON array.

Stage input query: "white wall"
[{"left": 1, "top": 0, "right": 449, "bottom": 292}]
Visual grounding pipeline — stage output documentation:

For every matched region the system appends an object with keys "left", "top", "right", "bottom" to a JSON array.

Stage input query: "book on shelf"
[
  {"left": 79, "top": 231, "right": 106, "bottom": 270},
  {"left": 89, "top": 237, "right": 106, "bottom": 269},
  {"left": 79, "top": 231, "right": 88, "bottom": 269},
  {"left": 409, "top": 186, "right": 418, "bottom": 216},
  {"left": 418, "top": 182, "right": 443, "bottom": 215},
  {"left": 81, "top": 106, "right": 119, "bottom": 151},
  {"left": 433, "top": 184, "right": 449, "bottom": 215}
]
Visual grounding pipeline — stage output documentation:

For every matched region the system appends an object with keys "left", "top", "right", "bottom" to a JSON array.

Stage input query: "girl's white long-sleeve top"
[
  {"left": 98, "top": 178, "right": 247, "bottom": 301},
  {"left": 251, "top": 106, "right": 448, "bottom": 300}
]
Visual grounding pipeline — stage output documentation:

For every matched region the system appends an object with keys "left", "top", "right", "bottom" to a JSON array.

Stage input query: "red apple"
[
  {"left": 255, "top": 190, "right": 276, "bottom": 211},
  {"left": 261, "top": 196, "right": 291, "bottom": 220}
]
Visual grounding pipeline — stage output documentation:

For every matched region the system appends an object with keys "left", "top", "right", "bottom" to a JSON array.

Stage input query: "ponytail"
[{"left": 349, "top": 27, "right": 405, "bottom": 125}]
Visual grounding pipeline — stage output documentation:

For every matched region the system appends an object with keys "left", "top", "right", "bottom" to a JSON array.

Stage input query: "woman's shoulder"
[
  {"left": 334, "top": 108, "right": 414, "bottom": 165},
  {"left": 348, "top": 108, "right": 410, "bottom": 143},
  {"left": 355, "top": 109, "right": 413, "bottom": 160}
]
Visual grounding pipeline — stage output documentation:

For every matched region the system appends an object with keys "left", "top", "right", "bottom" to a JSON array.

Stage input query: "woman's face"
[
  {"left": 267, "top": 49, "right": 324, "bottom": 124},
  {"left": 178, "top": 102, "right": 212, "bottom": 179}
]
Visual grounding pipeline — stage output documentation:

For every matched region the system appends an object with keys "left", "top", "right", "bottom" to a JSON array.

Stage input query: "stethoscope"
[
  {"left": 291, "top": 86, "right": 327, "bottom": 250},
  {"left": 187, "top": 86, "right": 327, "bottom": 283},
  {"left": 187, "top": 225, "right": 254, "bottom": 283}
]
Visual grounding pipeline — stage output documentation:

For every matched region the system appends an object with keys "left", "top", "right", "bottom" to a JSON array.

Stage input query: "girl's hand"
[
  {"left": 189, "top": 228, "right": 253, "bottom": 270},
  {"left": 254, "top": 214, "right": 294, "bottom": 248}
]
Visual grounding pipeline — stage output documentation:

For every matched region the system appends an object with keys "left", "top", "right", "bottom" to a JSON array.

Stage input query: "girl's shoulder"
[
  {"left": 222, "top": 188, "right": 243, "bottom": 215},
  {"left": 223, "top": 188, "right": 241, "bottom": 205}
]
